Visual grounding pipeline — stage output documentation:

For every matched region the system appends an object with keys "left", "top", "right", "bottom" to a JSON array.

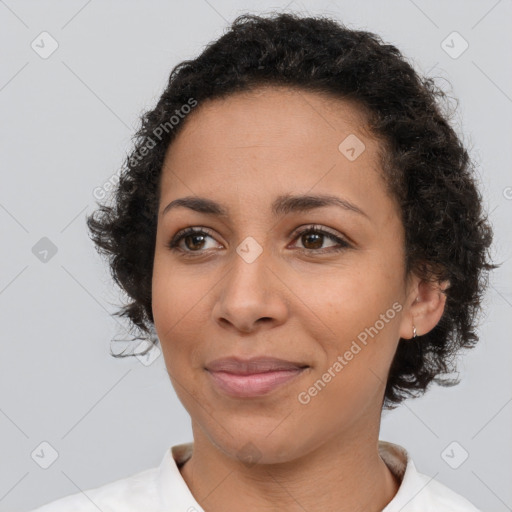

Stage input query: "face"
[{"left": 152, "top": 86, "right": 418, "bottom": 464}]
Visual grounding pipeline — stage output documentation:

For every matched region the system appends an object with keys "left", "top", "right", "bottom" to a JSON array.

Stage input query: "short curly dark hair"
[{"left": 86, "top": 12, "right": 498, "bottom": 409}]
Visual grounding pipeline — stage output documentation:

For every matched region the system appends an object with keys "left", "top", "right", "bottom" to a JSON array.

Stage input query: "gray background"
[{"left": 1, "top": 1, "right": 511, "bottom": 511}]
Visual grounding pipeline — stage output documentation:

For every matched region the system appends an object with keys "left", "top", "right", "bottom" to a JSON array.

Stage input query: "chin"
[{"left": 200, "top": 419, "right": 314, "bottom": 467}]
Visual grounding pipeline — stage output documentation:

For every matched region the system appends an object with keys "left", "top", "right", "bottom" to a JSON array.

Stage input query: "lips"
[
  {"left": 206, "top": 356, "right": 308, "bottom": 374},
  {"left": 205, "top": 357, "right": 309, "bottom": 398}
]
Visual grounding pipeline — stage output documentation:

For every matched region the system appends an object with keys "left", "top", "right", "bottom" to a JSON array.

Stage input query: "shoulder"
[{"left": 27, "top": 466, "right": 160, "bottom": 512}]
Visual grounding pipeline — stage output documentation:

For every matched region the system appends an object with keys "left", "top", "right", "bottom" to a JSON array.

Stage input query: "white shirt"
[{"left": 29, "top": 440, "right": 481, "bottom": 511}]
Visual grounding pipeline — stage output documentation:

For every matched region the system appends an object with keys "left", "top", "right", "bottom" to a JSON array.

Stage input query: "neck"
[{"left": 179, "top": 422, "right": 400, "bottom": 512}]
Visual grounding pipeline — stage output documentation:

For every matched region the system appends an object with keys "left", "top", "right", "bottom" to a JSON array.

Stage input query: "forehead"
[
  {"left": 159, "top": 86, "right": 396, "bottom": 222},
  {"left": 167, "top": 85, "right": 372, "bottom": 154}
]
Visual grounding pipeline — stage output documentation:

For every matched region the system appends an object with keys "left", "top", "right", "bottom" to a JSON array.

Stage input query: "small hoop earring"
[{"left": 412, "top": 325, "right": 417, "bottom": 338}]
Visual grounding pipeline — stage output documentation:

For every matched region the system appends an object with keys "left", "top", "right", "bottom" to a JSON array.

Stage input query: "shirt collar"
[{"left": 157, "top": 443, "right": 203, "bottom": 511}]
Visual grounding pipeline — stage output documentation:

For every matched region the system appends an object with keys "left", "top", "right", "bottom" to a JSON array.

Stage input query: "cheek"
[
  {"left": 151, "top": 258, "right": 203, "bottom": 366},
  {"left": 151, "top": 261, "right": 214, "bottom": 421},
  {"left": 152, "top": 252, "right": 204, "bottom": 328},
  {"left": 313, "top": 262, "right": 402, "bottom": 334},
  {"left": 307, "top": 255, "right": 404, "bottom": 384}
]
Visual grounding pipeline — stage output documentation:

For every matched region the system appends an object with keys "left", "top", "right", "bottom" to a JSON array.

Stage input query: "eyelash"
[{"left": 167, "top": 224, "right": 351, "bottom": 256}]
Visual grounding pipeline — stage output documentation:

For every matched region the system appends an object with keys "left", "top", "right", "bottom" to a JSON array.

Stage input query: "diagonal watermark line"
[
  {"left": 397, "top": 472, "right": 439, "bottom": 511},
  {"left": 61, "top": 369, "right": 132, "bottom": 439},
  {"left": 296, "top": 89, "right": 337, "bottom": 131},
  {"left": 402, "top": 402, "right": 439, "bottom": 438},
  {"left": 265, "top": 410, "right": 293, "bottom": 438},
  {"left": 61, "top": 471, "right": 105, "bottom": 511},
  {"left": 367, "top": 367, "right": 384, "bottom": 386},
  {"left": 0, "top": 472, "right": 29, "bottom": 502},
  {"left": 61, "top": 0, "right": 93, "bottom": 29},
  {"left": 490, "top": 283, "right": 512, "bottom": 308},
  {"left": 0, "top": 407, "right": 29, "bottom": 439},
  {"left": 0, "top": 0, "right": 29, "bottom": 28},
  {"left": 301, "top": 162, "right": 338, "bottom": 196},
  {"left": 407, "top": 0, "right": 439, "bottom": 29},
  {"left": 61, "top": 61, "right": 132, "bottom": 130},
  {"left": 367, "top": 366, "right": 439, "bottom": 439},
  {"left": 60, "top": 205, "right": 88, "bottom": 233},
  {"left": 488, "top": 204, "right": 499, "bottom": 217},
  {"left": 265, "top": 470, "right": 309, "bottom": 511},
  {"left": 0, "top": 265, "right": 29, "bottom": 296},
  {"left": 201, "top": 0, "right": 229, "bottom": 23},
  {"left": 198, "top": 468, "right": 234, "bottom": 503},
  {"left": 0, "top": 62, "right": 29, "bottom": 92},
  {"left": 60, "top": 265, "right": 125, "bottom": 331},
  {"left": 471, "top": 0, "right": 503, "bottom": 30},
  {"left": 471, "top": 470, "right": 510, "bottom": 509},
  {"left": 0, "top": 202, "right": 29, "bottom": 232},
  {"left": 471, "top": 395, "right": 512, "bottom": 439},
  {"left": 425, "top": 61, "right": 439, "bottom": 76},
  {"left": 472, "top": 61, "right": 512, "bottom": 105}
]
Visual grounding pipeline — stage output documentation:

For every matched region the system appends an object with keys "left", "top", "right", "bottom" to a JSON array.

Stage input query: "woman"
[{"left": 31, "top": 12, "right": 496, "bottom": 512}]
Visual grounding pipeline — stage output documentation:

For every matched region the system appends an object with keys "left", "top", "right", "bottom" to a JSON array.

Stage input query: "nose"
[{"left": 211, "top": 248, "right": 289, "bottom": 334}]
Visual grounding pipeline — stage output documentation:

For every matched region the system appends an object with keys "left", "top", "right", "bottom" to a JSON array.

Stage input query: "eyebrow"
[{"left": 161, "top": 193, "right": 369, "bottom": 219}]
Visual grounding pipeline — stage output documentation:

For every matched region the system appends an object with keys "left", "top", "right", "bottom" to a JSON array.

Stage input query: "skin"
[{"left": 151, "top": 85, "right": 448, "bottom": 512}]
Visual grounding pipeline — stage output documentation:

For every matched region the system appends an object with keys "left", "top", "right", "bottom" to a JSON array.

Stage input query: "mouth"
[{"left": 205, "top": 357, "right": 309, "bottom": 398}]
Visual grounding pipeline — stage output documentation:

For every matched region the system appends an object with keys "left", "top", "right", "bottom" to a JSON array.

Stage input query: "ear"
[{"left": 398, "top": 272, "right": 450, "bottom": 340}]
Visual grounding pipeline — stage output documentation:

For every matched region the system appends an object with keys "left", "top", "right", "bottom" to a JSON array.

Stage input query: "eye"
[
  {"left": 289, "top": 225, "right": 351, "bottom": 253},
  {"left": 167, "top": 227, "right": 220, "bottom": 254},
  {"left": 167, "top": 224, "right": 352, "bottom": 256}
]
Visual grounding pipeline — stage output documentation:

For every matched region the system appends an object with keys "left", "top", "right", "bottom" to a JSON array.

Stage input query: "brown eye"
[
  {"left": 183, "top": 233, "right": 207, "bottom": 251},
  {"left": 291, "top": 225, "right": 351, "bottom": 253},
  {"left": 300, "top": 231, "right": 325, "bottom": 250},
  {"left": 168, "top": 227, "right": 219, "bottom": 253}
]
